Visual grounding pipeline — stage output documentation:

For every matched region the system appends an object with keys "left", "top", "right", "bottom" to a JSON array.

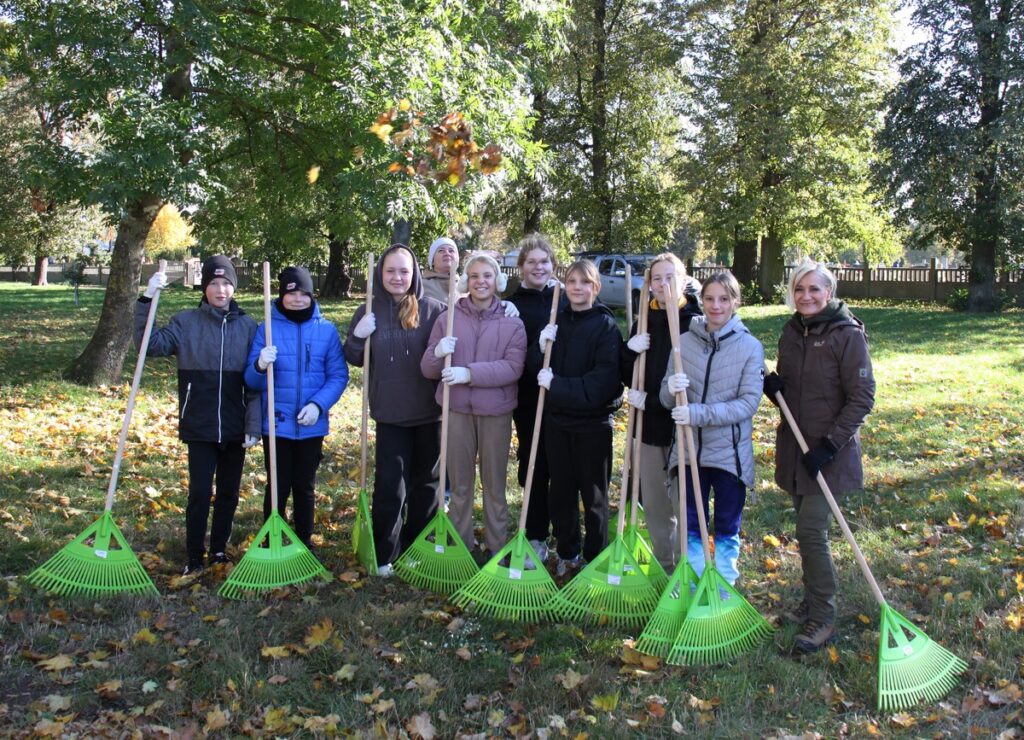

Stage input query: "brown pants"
[{"left": 447, "top": 411, "right": 513, "bottom": 554}]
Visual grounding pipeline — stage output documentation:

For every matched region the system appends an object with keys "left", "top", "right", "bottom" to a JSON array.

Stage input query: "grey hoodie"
[
  {"left": 344, "top": 244, "right": 445, "bottom": 426},
  {"left": 659, "top": 313, "right": 764, "bottom": 487}
]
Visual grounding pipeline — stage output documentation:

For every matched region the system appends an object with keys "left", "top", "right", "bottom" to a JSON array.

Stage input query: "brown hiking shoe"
[
  {"left": 794, "top": 620, "right": 836, "bottom": 654},
  {"left": 783, "top": 600, "right": 810, "bottom": 626}
]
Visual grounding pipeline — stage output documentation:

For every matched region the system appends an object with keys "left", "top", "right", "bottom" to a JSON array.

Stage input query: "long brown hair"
[{"left": 381, "top": 245, "right": 421, "bottom": 330}]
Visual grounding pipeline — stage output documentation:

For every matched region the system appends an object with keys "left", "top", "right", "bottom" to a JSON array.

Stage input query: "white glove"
[
  {"left": 353, "top": 312, "right": 376, "bottom": 339},
  {"left": 671, "top": 405, "right": 690, "bottom": 426},
  {"left": 667, "top": 372, "right": 690, "bottom": 394},
  {"left": 627, "top": 389, "right": 646, "bottom": 411},
  {"left": 257, "top": 345, "right": 278, "bottom": 370},
  {"left": 538, "top": 324, "right": 557, "bottom": 353},
  {"left": 546, "top": 278, "right": 563, "bottom": 289},
  {"left": 627, "top": 333, "right": 650, "bottom": 353},
  {"left": 434, "top": 335, "right": 457, "bottom": 358},
  {"left": 502, "top": 301, "right": 520, "bottom": 318},
  {"left": 442, "top": 367, "right": 471, "bottom": 385},
  {"left": 296, "top": 403, "right": 320, "bottom": 426},
  {"left": 144, "top": 272, "right": 167, "bottom": 298},
  {"left": 537, "top": 368, "right": 553, "bottom": 390},
  {"left": 243, "top": 435, "right": 260, "bottom": 449}
]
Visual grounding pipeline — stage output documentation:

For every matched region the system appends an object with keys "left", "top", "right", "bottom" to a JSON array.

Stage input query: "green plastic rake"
[
  {"left": 550, "top": 279, "right": 660, "bottom": 627},
  {"left": 353, "top": 253, "right": 378, "bottom": 575},
  {"left": 663, "top": 282, "right": 772, "bottom": 665},
  {"left": 27, "top": 260, "right": 169, "bottom": 598},
  {"left": 776, "top": 391, "right": 966, "bottom": 710},
  {"left": 220, "top": 262, "right": 329, "bottom": 599},
  {"left": 451, "top": 286, "right": 561, "bottom": 622},
  {"left": 394, "top": 262, "right": 478, "bottom": 593}
]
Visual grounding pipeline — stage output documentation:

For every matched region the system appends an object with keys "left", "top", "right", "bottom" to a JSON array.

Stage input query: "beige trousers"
[
  {"left": 637, "top": 442, "right": 681, "bottom": 571},
  {"left": 447, "top": 411, "right": 513, "bottom": 553}
]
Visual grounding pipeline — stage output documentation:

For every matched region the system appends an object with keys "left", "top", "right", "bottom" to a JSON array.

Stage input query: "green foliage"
[{"left": 740, "top": 278, "right": 786, "bottom": 307}]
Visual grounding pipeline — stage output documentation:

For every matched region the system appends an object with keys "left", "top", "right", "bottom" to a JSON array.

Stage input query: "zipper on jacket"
[
  {"left": 217, "top": 316, "right": 226, "bottom": 443},
  {"left": 731, "top": 423, "right": 742, "bottom": 481},
  {"left": 305, "top": 343, "right": 312, "bottom": 372},
  {"left": 181, "top": 382, "right": 192, "bottom": 420},
  {"left": 696, "top": 338, "right": 717, "bottom": 465},
  {"left": 296, "top": 322, "right": 304, "bottom": 436}
]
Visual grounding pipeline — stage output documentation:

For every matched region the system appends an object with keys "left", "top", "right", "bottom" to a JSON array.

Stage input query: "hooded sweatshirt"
[
  {"left": 506, "top": 282, "right": 569, "bottom": 419},
  {"left": 344, "top": 245, "right": 445, "bottom": 426},
  {"left": 658, "top": 313, "right": 764, "bottom": 487}
]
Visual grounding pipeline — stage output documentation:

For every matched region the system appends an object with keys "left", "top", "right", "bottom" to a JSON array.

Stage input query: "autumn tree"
[
  {"left": 144, "top": 204, "right": 195, "bottom": 261},
  {"left": 876, "top": 0, "right": 1023, "bottom": 312}
]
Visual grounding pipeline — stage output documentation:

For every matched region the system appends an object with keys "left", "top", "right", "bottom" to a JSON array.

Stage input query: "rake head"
[
  {"left": 393, "top": 510, "right": 478, "bottom": 594},
  {"left": 635, "top": 559, "right": 701, "bottom": 658},
  {"left": 450, "top": 532, "right": 559, "bottom": 622},
  {"left": 219, "top": 512, "right": 329, "bottom": 599},
  {"left": 876, "top": 603, "right": 967, "bottom": 711},
  {"left": 666, "top": 566, "right": 773, "bottom": 665},
  {"left": 353, "top": 488, "right": 378, "bottom": 575},
  {"left": 549, "top": 538, "right": 660, "bottom": 628},
  {"left": 621, "top": 524, "right": 669, "bottom": 594},
  {"left": 26, "top": 511, "right": 158, "bottom": 598}
]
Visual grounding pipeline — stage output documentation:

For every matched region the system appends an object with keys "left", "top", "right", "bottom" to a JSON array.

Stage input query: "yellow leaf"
[
  {"left": 398, "top": 98, "right": 412, "bottom": 112},
  {"left": 371, "top": 698, "right": 396, "bottom": 714},
  {"left": 33, "top": 719, "right": 65, "bottom": 737},
  {"left": 132, "top": 627, "right": 158, "bottom": 646},
  {"left": 763, "top": 534, "right": 782, "bottom": 548},
  {"left": 405, "top": 711, "right": 435, "bottom": 739},
  {"left": 558, "top": 668, "right": 586, "bottom": 690},
  {"left": 306, "top": 165, "right": 321, "bottom": 184},
  {"left": 857, "top": 614, "right": 872, "bottom": 624},
  {"left": 261, "top": 645, "right": 290, "bottom": 659},
  {"left": 332, "top": 664, "right": 357, "bottom": 681},
  {"left": 590, "top": 692, "right": 619, "bottom": 712},
  {"left": 827, "top": 645, "right": 840, "bottom": 664},
  {"left": 889, "top": 711, "right": 917, "bottom": 728},
  {"left": 304, "top": 618, "right": 335, "bottom": 648},
  {"left": 36, "top": 654, "right": 75, "bottom": 672},
  {"left": 94, "top": 680, "right": 122, "bottom": 700},
  {"left": 204, "top": 707, "right": 230, "bottom": 732},
  {"left": 447, "top": 173, "right": 460, "bottom": 186}
]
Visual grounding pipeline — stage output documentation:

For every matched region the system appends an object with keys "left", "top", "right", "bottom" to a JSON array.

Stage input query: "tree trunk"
[
  {"left": 523, "top": 82, "right": 547, "bottom": 235},
  {"left": 66, "top": 197, "right": 162, "bottom": 385},
  {"left": 758, "top": 229, "right": 785, "bottom": 301},
  {"left": 321, "top": 233, "right": 352, "bottom": 298},
  {"left": 589, "top": 0, "right": 613, "bottom": 253},
  {"left": 731, "top": 235, "right": 758, "bottom": 285},
  {"left": 391, "top": 219, "right": 411, "bottom": 247},
  {"left": 34, "top": 254, "right": 48, "bottom": 286}
]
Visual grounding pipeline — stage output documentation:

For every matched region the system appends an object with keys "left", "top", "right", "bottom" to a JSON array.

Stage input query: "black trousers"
[
  {"left": 372, "top": 421, "right": 440, "bottom": 566},
  {"left": 186, "top": 441, "right": 246, "bottom": 561},
  {"left": 513, "top": 402, "right": 552, "bottom": 543},
  {"left": 262, "top": 436, "right": 323, "bottom": 545},
  {"left": 545, "top": 421, "right": 612, "bottom": 562}
]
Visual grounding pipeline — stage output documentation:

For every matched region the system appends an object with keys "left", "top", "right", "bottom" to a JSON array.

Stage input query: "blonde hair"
[
  {"left": 785, "top": 260, "right": 837, "bottom": 310},
  {"left": 565, "top": 259, "right": 601, "bottom": 292},
  {"left": 517, "top": 233, "right": 558, "bottom": 270},
  {"left": 701, "top": 271, "right": 742, "bottom": 304},
  {"left": 646, "top": 252, "right": 687, "bottom": 305}
]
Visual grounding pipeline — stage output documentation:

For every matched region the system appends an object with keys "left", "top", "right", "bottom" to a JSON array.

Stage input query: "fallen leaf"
[
  {"left": 260, "top": 645, "right": 290, "bottom": 659},
  {"left": 332, "top": 664, "right": 357, "bottom": 682},
  {"left": 268, "top": 674, "right": 288, "bottom": 685},
  {"left": 44, "top": 695, "right": 71, "bottom": 712},
  {"left": 558, "top": 668, "right": 586, "bottom": 690},
  {"left": 763, "top": 534, "right": 782, "bottom": 548},
  {"left": 304, "top": 618, "right": 335, "bottom": 648},
  {"left": 133, "top": 627, "right": 158, "bottom": 646},
  {"left": 142, "top": 681, "right": 158, "bottom": 694},
  {"left": 590, "top": 692, "right": 619, "bottom": 712},
  {"left": 455, "top": 646, "right": 472, "bottom": 661},
  {"left": 36, "top": 654, "right": 75, "bottom": 672},
  {"left": 405, "top": 711, "right": 436, "bottom": 739},
  {"left": 204, "top": 707, "right": 230, "bottom": 732},
  {"left": 95, "top": 679, "right": 122, "bottom": 700}
]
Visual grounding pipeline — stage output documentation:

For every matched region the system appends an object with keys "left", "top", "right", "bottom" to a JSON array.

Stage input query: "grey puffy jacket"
[{"left": 659, "top": 314, "right": 764, "bottom": 487}]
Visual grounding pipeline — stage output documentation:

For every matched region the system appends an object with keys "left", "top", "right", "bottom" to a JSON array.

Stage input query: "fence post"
[
  {"left": 929, "top": 257, "right": 938, "bottom": 302},
  {"left": 863, "top": 263, "right": 871, "bottom": 298}
]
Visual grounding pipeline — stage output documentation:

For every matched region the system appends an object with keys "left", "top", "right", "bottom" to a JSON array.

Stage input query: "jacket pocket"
[{"left": 180, "top": 382, "right": 192, "bottom": 420}]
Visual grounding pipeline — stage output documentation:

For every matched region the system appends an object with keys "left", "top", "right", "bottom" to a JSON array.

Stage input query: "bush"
[
  {"left": 946, "top": 287, "right": 1013, "bottom": 312},
  {"left": 740, "top": 280, "right": 787, "bottom": 306}
]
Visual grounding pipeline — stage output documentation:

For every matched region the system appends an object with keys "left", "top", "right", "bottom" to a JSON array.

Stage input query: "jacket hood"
[
  {"left": 271, "top": 299, "right": 323, "bottom": 322},
  {"left": 689, "top": 313, "right": 749, "bottom": 344},
  {"left": 373, "top": 244, "right": 424, "bottom": 303},
  {"left": 455, "top": 295, "right": 503, "bottom": 318},
  {"left": 199, "top": 298, "right": 246, "bottom": 320},
  {"left": 790, "top": 299, "right": 862, "bottom": 333}
]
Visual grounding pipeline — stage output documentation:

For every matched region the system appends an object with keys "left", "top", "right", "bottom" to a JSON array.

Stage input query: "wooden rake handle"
[
  {"left": 628, "top": 274, "right": 650, "bottom": 528},
  {"left": 617, "top": 276, "right": 650, "bottom": 537},
  {"left": 263, "top": 261, "right": 279, "bottom": 511},
  {"left": 359, "top": 253, "right": 374, "bottom": 490},
  {"left": 665, "top": 281, "right": 712, "bottom": 563},
  {"left": 105, "top": 259, "right": 166, "bottom": 512},
  {"left": 774, "top": 391, "right": 887, "bottom": 607},
  {"left": 436, "top": 266, "right": 458, "bottom": 509},
  {"left": 517, "top": 284, "right": 561, "bottom": 531}
]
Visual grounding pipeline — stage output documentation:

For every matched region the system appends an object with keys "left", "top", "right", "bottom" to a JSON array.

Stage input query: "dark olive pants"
[{"left": 792, "top": 492, "right": 842, "bottom": 624}]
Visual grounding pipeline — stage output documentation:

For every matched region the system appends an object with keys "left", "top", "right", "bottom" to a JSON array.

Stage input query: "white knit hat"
[{"left": 427, "top": 237, "right": 457, "bottom": 271}]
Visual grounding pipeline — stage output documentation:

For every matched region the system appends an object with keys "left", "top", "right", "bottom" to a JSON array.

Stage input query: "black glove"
[
  {"left": 802, "top": 438, "right": 838, "bottom": 478},
  {"left": 763, "top": 372, "right": 785, "bottom": 406}
]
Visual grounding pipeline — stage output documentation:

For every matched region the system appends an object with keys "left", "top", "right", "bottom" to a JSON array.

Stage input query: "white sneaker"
[
  {"left": 529, "top": 539, "right": 549, "bottom": 562},
  {"left": 376, "top": 563, "right": 394, "bottom": 578},
  {"left": 555, "top": 554, "right": 584, "bottom": 577}
]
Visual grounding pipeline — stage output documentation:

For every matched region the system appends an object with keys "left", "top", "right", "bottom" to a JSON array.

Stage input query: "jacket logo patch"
[
  {"left": 214, "top": 268, "right": 225, "bottom": 276},
  {"left": 286, "top": 282, "right": 296, "bottom": 290},
  {"left": 814, "top": 340, "right": 826, "bottom": 347},
  {"left": 859, "top": 368, "right": 868, "bottom": 377}
]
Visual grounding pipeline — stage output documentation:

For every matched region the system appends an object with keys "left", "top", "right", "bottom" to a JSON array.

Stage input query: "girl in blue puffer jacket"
[{"left": 245, "top": 266, "right": 348, "bottom": 547}]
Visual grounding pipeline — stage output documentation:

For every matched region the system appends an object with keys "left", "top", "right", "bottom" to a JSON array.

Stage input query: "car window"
[
  {"left": 626, "top": 258, "right": 647, "bottom": 274},
  {"left": 598, "top": 259, "right": 615, "bottom": 276}
]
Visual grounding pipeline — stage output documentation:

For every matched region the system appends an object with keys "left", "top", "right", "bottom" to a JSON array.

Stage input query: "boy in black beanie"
[{"left": 135, "top": 256, "right": 261, "bottom": 576}]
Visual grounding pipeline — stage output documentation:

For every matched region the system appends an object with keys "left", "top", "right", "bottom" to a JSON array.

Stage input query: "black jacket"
[
  {"left": 506, "top": 283, "right": 569, "bottom": 419},
  {"left": 135, "top": 298, "right": 260, "bottom": 443},
  {"left": 621, "top": 294, "right": 702, "bottom": 446},
  {"left": 528, "top": 303, "right": 623, "bottom": 430}
]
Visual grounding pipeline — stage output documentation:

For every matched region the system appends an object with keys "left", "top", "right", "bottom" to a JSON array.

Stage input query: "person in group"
[
  {"left": 763, "top": 260, "right": 875, "bottom": 653},
  {"left": 135, "top": 256, "right": 260, "bottom": 576},
  {"left": 620, "top": 253, "right": 702, "bottom": 571},
  {"left": 421, "top": 252, "right": 527, "bottom": 556},
  {"left": 658, "top": 271, "right": 763, "bottom": 588},
  {"left": 505, "top": 234, "right": 567, "bottom": 563},
  {"left": 530, "top": 259, "right": 623, "bottom": 576},
  {"left": 245, "top": 266, "right": 348, "bottom": 550},
  {"left": 421, "top": 237, "right": 460, "bottom": 303},
  {"left": 343, "top": 244, "right": 445, "bottom": 576}
]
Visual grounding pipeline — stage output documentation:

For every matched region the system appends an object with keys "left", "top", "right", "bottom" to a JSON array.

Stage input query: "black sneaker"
[
  {"left": 209, "top": 552, "right": 231, "bottom": 566},
  {"left": 794, "top": 620, "right": 836, "bottom": 654},
  {"left": 182, "top": 561, "right": 204, "bottom": 577}
]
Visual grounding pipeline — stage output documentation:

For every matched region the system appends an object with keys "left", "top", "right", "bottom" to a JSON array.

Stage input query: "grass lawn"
[{"left": 0, "top": 282, "right": 1022, "bottom": 737}]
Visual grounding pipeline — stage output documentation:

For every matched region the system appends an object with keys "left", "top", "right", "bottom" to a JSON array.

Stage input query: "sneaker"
[
  {"left": 794, "top": 620, "right": 836, "bottom": 654},
  {"left": 182, "top": 561, "right": 204, "bottom": 577},
  {"left": 528, "top": 539, "right": 549, "bottom": 563},
  {"left": 783, "top": 599, "right": 810, "bottom": 626},
  {"left": 555, "top": 554, "right": 585, "bottom": 577},
  {"left": 376, "top": 563, "right": 394, "bottom": 578},
  {"left": 208, "top": 552, "right": 231, "bottom": 566}
]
